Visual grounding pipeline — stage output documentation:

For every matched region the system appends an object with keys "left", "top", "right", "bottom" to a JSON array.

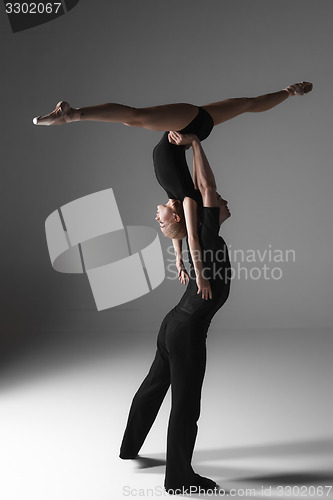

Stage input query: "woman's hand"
[
  {"left": 168, "top": 131, "right": 198, "bottom": 149},
  {"left": 196, "top": 275, "right": 213, "bottom": 300},
  {"left": 176, "top": 259, "right": 189, "bottom": 285}
]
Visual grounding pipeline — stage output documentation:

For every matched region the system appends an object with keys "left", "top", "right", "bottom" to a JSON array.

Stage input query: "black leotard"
[
  {"left": 153, "top": 107, "right": 214, "bottom": 205},
  {"left": 153, "top": 106, "right": 229, "bottom": 324}
]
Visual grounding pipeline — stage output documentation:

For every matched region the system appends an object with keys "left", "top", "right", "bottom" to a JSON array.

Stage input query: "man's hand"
[
  {"left": 176, "top": 259, "right": 189, "bottom": 285},
  {"left": 168, "top": 131, "right": 198, "bottom": 149},
  {"left": 196, "top": 275, "right": 213, "bottom": 300}
]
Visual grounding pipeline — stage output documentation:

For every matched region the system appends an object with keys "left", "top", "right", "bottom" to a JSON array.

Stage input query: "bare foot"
[{"left": 33, "top": 101, "right": 79, "bottom": 126}]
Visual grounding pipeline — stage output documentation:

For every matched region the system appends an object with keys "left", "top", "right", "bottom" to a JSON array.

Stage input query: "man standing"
[{"left": 120, "top": 131, "right": 231, "bottom": 495}]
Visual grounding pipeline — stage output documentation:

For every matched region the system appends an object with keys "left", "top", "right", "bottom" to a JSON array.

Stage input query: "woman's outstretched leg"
[
  {"left": 33, "top": 101, "right": 199, "bottom": 131},
  {"left": 33, "top": 81, "right": 312, "bottom": 129},
  {"left": 202, "top": 82, "right": 313, "bottom": 126}
]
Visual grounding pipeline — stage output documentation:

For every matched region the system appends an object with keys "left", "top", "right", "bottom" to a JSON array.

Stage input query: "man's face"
[{"left": 216, "top": 192, "right": 231, "bottom": 224}]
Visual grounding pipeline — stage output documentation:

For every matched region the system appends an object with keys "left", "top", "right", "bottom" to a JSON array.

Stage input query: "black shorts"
[{"left": 178, "top": 107, "right": 214, "bottom": 141}]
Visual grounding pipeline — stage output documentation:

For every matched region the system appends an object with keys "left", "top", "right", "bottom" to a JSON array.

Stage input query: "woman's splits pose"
[
  {"left": 33, "top": 81, "right": 312, "bottom": 299},
  {"left": 32, "top": 82, "right": 312, "bottom": 130},
  {"left": 120, "top": 131, "right": 231, "bottom": 495}
]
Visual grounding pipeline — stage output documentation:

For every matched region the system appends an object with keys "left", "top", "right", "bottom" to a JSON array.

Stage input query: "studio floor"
[{"left": 1, "top": 326, "right": 332, "bottom": 499}]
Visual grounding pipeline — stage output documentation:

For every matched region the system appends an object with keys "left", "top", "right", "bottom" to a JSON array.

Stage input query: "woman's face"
[
  {"left": 155, "top": 202, "right": 175, "bottom": 235},
  {"left": 216, "top": 192, "right": 231, "bottom": 225}
]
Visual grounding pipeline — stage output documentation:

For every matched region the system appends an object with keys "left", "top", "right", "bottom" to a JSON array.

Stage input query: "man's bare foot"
[
  {"left": 33, "top": 101, "right": 80, "bottom": 126},
  {"left": 285, "top": 81, "right": 313, "bottom": 96}
]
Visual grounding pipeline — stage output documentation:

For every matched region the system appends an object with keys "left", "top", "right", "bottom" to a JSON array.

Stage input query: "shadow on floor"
[
  {"left": 133, "top": 438, "right": 333, "bottom": 497},
  {"left": 135, "top": 456, "right": 166, "bottom": 469},
  {"left": 238, "top": 471, "right": 333, "bottom": 484}
]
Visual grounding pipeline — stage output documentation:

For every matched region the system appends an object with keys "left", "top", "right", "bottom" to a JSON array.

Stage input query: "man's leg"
[
  {"left": 164, "top": 317, "right": 210, "bottom": 491},
  {"left": 119, "top": 315, "right": 171, "bottom": 459}
]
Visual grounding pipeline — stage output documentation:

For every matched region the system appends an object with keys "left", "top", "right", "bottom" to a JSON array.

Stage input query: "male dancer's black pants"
[{"left": 119, "top": 308, "right": 209, "bottom": 490}]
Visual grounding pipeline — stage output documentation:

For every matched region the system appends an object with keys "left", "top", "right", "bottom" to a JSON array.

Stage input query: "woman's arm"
[
  {"left": 172, "top": 238, "right": 189, "bottom": 285},
  {"left": 172, "top": 237, "right": 183, "bottom": 260},
  {"left": 182, "top": 197, "right": 212, "bottom": 300}
]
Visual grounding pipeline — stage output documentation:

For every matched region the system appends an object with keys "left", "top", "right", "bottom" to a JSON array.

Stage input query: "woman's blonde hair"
[{"left": 163, "top": 200, "right": 187, "bottom": 239}]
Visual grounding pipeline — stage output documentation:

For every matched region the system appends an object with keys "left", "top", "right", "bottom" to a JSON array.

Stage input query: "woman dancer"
[
  {"left": 120, "top": 131, "right": 231, "bottom": 495},
  {"left": 33, "top": 82, "right": 312, "bottom": 300}
]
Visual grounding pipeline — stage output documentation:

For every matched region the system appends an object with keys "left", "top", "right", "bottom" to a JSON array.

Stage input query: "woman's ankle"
[{"left": 69, "top": 108, "right": 81, "bottom": 122}]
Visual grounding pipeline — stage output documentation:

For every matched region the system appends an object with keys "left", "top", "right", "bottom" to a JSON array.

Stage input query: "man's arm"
[
  {"left": 168, "top": 131, "right": 218, "bottom": 206},
  {"left": 168, "top": 131, "right": 214, "bottom": 299},
  {"left": 192, "top": 155, "right": 198, "bottom": 190},
  {"left": 183, "top": 197, "right": 212, "bottom": 300},
  {"left": 191, "top": 137, "right": 218, "bottom": 206}
]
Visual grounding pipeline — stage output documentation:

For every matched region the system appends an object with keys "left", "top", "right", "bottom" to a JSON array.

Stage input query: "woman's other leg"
[
  {"left": 33, "top": 101, "right": 199, "bottom": 130},
  {"left": 80, "top": 102, "right": 199, "bottom": 130},
  {"left": 202, "top": 89, "right": 290, "bottom": 126}
]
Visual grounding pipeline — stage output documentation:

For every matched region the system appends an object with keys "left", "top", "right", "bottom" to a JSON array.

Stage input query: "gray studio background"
[
  {"left": 2, "top": 0, "right": 332, "bottom": 354},
  {"left": 1, "top": 2, "right": 333, "bottom": 499}
]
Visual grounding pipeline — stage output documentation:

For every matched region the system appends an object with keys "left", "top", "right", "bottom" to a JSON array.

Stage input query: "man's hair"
[{"left": 163, "top": 200, "right": 187, "bottom": 239}]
